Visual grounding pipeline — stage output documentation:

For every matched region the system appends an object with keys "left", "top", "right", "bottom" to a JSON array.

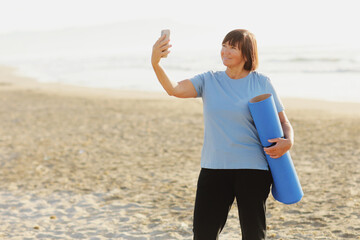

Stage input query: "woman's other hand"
[
  {"left": 263, "top": 138, "right": 292, "bottom": 159},
  {"left": 151, "top": 35, "right": 172, "bottom": 66}
]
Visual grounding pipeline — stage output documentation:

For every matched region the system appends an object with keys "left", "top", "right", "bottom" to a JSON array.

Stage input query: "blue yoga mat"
[{"left": 249, "top": 94, "right": 303, "bottom": 204}]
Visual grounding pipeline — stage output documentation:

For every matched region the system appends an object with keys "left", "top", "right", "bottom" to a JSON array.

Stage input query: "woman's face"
[{"left": 221, "top": 42, "right": 245, "bottom": 68}]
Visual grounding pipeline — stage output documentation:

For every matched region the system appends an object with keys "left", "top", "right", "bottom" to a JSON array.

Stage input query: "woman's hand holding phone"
[{"left": 151, "top": 29, "right": 172, "bottom": 66}]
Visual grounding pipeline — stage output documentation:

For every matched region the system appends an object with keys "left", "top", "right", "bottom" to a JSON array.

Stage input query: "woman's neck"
[{"left": 225, "top": 67, "right": 250, "bottom": 79}]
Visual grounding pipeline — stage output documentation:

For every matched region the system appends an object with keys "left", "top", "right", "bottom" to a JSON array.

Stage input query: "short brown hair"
[{"left": 222, "top": 29, "right": 259, "bottom": 71}]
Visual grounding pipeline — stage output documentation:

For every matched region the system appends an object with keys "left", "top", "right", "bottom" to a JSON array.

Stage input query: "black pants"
[{"left": 193, "top": 168, "right": 272, "bottom": 240}]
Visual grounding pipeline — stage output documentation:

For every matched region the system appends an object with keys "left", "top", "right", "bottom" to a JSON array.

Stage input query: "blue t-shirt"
[{"left": 190, "top": 71, "right": 284, "bottom": 170}]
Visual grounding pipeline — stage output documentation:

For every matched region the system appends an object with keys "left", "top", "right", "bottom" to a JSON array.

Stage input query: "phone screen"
[{"left": 161, "top": 29, "right": 170, "bottom": 41}]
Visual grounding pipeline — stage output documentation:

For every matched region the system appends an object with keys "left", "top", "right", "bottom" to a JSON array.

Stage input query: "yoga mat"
[{"left": 249, "top": 94, "right": 303, "bottom": 204}]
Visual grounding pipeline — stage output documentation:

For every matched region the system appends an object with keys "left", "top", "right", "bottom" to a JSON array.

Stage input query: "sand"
[{"left": 0, "top": 65, "right": 359, "bottom": 239}]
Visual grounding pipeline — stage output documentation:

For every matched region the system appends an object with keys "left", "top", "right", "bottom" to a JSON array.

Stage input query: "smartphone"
[
  {"left": 161, "top": 29, "right": 170, "bottom": 58},
  {"left": 161, "top": 29, "right": 170, "bottom": 41}
]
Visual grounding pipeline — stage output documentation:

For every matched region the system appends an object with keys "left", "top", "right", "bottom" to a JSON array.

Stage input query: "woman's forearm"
[{"left": 152, "top": 63, "right": 176, "bottom": 96}]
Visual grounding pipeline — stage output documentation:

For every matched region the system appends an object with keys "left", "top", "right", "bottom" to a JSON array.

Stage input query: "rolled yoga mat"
[{"left": 249, "top": 94, "right": 303, "bottom": 204}]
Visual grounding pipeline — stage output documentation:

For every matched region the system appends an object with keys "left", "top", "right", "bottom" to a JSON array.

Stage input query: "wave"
[
  {"left": 261, "top": 68, "right": 360, "bottom": 74},
  {"left": 265, "top": 57, "right": 359, "bottom": 63},
  {"left": 304, "top": 69, "right": 360, "bottom": 73}
]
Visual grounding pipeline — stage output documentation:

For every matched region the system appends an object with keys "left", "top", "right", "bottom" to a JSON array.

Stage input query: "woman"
[{"left": 151, "top": 29, "right": 294, "bottom": 240}]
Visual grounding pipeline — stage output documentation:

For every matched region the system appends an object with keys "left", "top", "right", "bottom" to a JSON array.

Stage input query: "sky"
[{"left": 0, "top": 0, "right": 359, "bottom": 47}]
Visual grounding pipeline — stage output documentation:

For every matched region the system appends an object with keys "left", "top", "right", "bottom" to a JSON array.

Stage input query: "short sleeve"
[
  {"left": 265, "top": 77, "right": 285, "bottom": 112},
  {"left": 190, "top": 73, "right": 205, "bottom": 98}
]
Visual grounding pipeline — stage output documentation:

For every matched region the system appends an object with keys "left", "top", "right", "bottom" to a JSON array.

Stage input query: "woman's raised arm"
[{"left": 151, "top": 35, "right": 197, "bottom": 98}]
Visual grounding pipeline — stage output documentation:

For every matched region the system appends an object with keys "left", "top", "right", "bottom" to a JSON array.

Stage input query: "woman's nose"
[{"left": 223, "top": 49, "right": 230, "bottom": 56}]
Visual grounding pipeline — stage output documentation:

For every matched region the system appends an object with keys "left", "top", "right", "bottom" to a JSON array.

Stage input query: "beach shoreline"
[
  {"left": 1, "top": 65, "right": 359, "bottom": 239},
  {"left": 2, "top": 64, "right": 360, "bottom": 115}
]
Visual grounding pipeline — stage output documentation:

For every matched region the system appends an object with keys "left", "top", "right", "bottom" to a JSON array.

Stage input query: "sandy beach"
[{"left": 1, "top": 65, "right": 360, "bottom": 239}]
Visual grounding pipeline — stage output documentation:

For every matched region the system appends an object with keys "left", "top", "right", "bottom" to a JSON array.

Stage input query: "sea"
[{"left": 1, "top": 20, "right": 359, "bottom": 103}]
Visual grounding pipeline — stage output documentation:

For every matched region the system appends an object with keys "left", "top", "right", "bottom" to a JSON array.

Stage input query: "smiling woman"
[
  {"left": 151, "top": 29, "right": 294, "bottom": 239},
  {"left": 221, "top": 29, "right": 259, "bottom": 77}
]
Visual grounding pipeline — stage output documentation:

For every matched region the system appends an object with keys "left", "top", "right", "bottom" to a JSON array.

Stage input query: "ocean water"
[{"left": 0, "top": 21, "right": 359, "bottom": 103}]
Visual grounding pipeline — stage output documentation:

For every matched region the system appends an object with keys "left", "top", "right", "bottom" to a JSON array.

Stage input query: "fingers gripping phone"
[{"left": 161, "top": 29, "right": 170, "bottom": 58}]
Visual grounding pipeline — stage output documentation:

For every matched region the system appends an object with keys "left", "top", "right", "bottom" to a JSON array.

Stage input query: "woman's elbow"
[
  {"left": 171, "top": 92, "right": 184, "bottom": 98},
  {"left": 166, "top": 90, "right": 175, "bottom": 97},
  {"left": 170, "top": 88, "right": 185, "bottom": 98},
  {"left": 164, "top": 88, "right": 176, "bottom": 97}
]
